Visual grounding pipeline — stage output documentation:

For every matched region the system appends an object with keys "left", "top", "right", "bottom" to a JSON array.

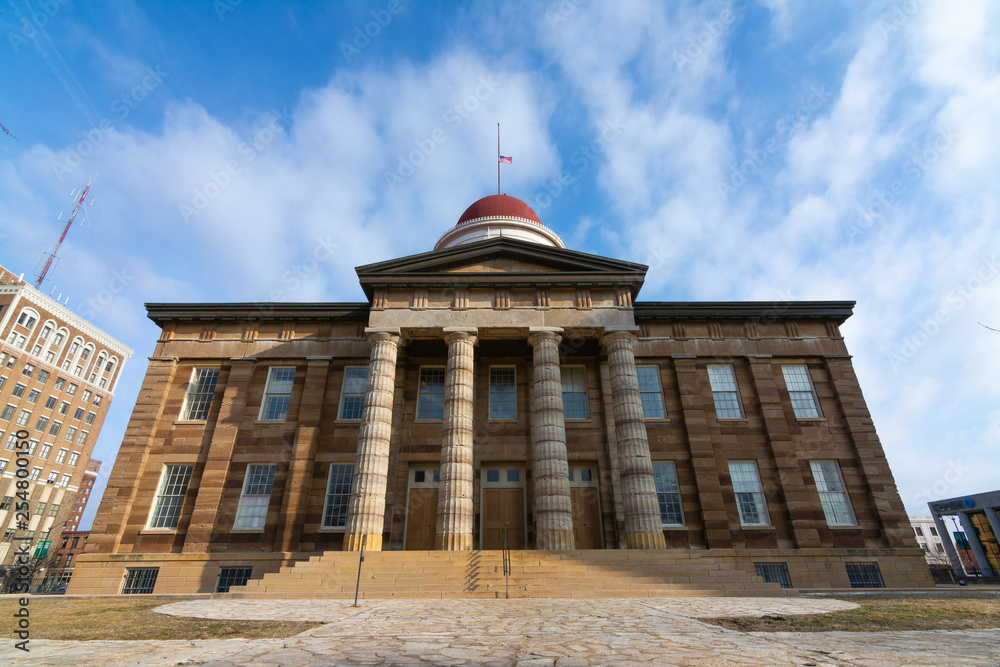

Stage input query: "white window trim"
[
  {"left": 560, "top": 365, "right": 590, "bottom": 420},
  {"left": 320, "top": 463, "right": 354, "bottom": 530},
  {"left": 180, "top": 367, "right": 220, "bottom": 422},
  {"left": 729, "top": 460, "right": 771, "bottom": 527},
  {"left": 258, "top": 367, "right": 296, "bottom": 422},
  {"left": 810, "top": 460, "right": 857, "bottom": 527},
  {"left": 653, "top": 461, "right": 685, "bottom": 527},
  {"left": 233, "top": 463, "right": 277, "bottom": 531},
  {"left": 336, "top": 366, "right": 368, "bottom": 421},
  {"left": 707, "top": 364, "right": 745, "bottom": 419},
  {"left": 782, "top": 364, "right": 823, "bottom": 419},
  {"left": 146, "top": 464, "right": 193, "bottom": 530}
]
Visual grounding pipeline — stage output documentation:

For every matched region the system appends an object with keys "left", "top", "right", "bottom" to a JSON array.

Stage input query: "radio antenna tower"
[{"left": 36, "top": 175, "right": 97, "bottom": 288}]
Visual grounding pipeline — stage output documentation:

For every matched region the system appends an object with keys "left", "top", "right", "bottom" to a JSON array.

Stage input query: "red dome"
[{"left": 457, "top": 194, "right": 542, "bottom": 226}]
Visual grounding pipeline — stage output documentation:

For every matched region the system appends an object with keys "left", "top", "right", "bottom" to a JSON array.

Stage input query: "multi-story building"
[
  {"left": 72, "top": 195, "right": 931, "bottom": 596},
  {"left": 909, "top": 515, "right": 950, "bottom": 563},
  {"left": 39, "top": 529, "right": 90, "bottom": 592},
  {"left": 63, "top": 458, "right": 101, "bottom": 532},
  {"left": 0, "top": 266, "right": 132, "bottom": 583},
  {"left": 928, "top": 490, "right": 1000, "bottom": 578}
]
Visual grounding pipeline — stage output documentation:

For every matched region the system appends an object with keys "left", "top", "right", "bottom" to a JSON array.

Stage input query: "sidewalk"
[{"left": 7, "top": 596, "right": 1000, "bottom": 666}]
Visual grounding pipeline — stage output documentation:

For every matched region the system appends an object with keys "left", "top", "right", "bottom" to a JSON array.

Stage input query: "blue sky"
[{"left": 1, "top": 0, "right": 998, "bottom": 530}]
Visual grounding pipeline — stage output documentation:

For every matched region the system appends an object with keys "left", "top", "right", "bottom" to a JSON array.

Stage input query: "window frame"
[
  {"left": 809, "top": 460, "right": 857, "bottom": 527},
  {"left": 782, "top": 364, "right": 823, "bottom": 419},
  {"left": 636, "top": 365, "right": 667, "bottom": 420},
  {"left": 415, "top": 366, "right": 446, "bottom": 421},
  {"left": 560, "top": 365, "right": 589, "bottom": 420},
  {"left": 146, "top": 464, "right": 194, "bottom": 530},
  {"left": 336, "top": 366, "right": 368, "bottom": 421},
  {"left": 258, "top": 367, "right": 296, "bottom": 422},
  {"left": 180, "top": 367, "right": 220, "bottom": 421},
  {"left": 321, "top": 463, "right": 354, "bottom": 529},
  {"left": 728, "top": 460, "right": 771, "bottom": 527},
  {"left": 488, "top": 365, "right": 517, "bottom": 420},
  {"left": 707, "top": 364, "right": 745, "bottom": 419},
  {"left": 233, "top": 464, "right": 277, "bottom": 531},
  {"left": 653, "top": 461, "right": 685, "bottom": 527}
]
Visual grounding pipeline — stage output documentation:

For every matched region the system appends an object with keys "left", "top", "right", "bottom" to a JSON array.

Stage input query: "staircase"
[{"left": 217, "top": 550, "right": 789, "bottom": 599}]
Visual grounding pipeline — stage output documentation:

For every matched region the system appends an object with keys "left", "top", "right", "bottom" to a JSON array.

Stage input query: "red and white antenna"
[{"left": 36, "top": 174, "right": 97, "bottom": 288}]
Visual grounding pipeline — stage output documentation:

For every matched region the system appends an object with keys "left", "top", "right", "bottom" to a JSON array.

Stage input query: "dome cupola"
[{"left": 433, "top": 194, "right": 565, "bottom": 250}]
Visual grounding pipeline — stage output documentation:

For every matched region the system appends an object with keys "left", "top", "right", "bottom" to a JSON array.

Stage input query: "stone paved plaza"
[{"left": 5, "top": 596, "right": 1000, "bottom": 666}]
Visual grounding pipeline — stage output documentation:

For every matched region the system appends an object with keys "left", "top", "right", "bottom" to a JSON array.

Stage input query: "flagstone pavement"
[{"left": 5, "top": 597, "right": 999, "bottom": 666}]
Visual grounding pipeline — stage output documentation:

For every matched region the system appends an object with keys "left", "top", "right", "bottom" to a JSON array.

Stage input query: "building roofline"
[
  {"left": 634, "top": 301, "right": 856, "bottom": 323},
  {"left": 145, "top": 302, "right": 372, "bottom": 326}
]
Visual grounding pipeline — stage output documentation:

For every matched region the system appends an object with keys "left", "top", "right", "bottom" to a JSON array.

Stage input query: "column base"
[
  {"left": 435, "top": 533, "right": 473, "bottom": 550},
  {"left": 625, "top": 531, "right": 667, "bottom": 549},
  {"left": 536, "top": 529, "right": 575, "bottom": 550},
  {"left": 344, "top": 533, "right": 382, "bottom": 551}
]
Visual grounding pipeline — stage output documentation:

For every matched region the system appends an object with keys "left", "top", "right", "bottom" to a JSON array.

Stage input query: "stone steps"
[{"left": 217, "top": 549, "right": 788, "bottom": 599}]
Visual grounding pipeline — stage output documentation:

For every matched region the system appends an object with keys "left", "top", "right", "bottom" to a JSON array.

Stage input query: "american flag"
[{"left": 498, "top": 155, "right": 512, "bottom": 164}]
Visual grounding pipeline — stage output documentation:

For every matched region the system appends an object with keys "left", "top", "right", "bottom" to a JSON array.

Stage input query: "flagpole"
[{"left": 497, "top": 123, "right": 501, "bottom": 195}]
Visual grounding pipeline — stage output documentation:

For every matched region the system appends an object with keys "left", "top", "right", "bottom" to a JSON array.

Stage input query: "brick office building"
[
  {"left": 0, "top": 266, "right": 132, "bottom": 583},
  {"left": 72, "top": 195, "right": 931, "bottom": 596}
]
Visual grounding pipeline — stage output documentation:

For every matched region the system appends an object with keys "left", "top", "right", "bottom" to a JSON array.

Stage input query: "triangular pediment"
[{"left": 355, "top": 237, "right": 647, "bottom": 300}]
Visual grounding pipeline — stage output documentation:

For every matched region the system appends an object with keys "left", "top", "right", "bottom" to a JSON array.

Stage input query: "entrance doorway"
[
  {"left": 569, "top": 463, "right": 603, "bottom": 549},
  {"left": 481, "top": 465, "right": 525, "bottom": 550},
  {"left": 404, "top": 466, "right": 439, "bottom": 550}
]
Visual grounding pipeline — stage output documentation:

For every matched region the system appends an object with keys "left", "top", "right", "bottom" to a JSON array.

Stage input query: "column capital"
[
  {"left": 600, "top": 329, "right": 638, "bottom": 348},
  {"left": 528, "top": 327, "right": 563, "bottom": 347},
  {"left": 365, "top": 328, "right": 402, "bottom": 346},
  {"left": 443, "top": 327, "right": 478, "bottom": 346}
]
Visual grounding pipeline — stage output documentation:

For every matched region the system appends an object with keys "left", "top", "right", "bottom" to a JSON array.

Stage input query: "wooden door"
[
  {"left": 569, "top": 463, "right": 602, "bottom": 549},
  {"left": 481, "top": 466, "right": 525, "bottom": 550},
  {"left": 404, "top": 467, "right": 439, "bottom": 550}
]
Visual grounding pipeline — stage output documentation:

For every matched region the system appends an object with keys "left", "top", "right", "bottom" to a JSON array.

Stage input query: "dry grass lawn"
[
  {"left": 705, "top": 592, "right": 1000, "bottom": 633},
  {"left": 0, "top": 597, "right": 321, "bottom": 641}
]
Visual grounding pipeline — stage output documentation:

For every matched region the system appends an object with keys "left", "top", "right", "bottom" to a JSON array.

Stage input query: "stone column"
[
  {"left": 527, "top": 328, "right": 574, "bottom": 550},
  {"left": 344, "top": 330, "right": 402, "bottom": 551},
  {"left": 435, "top": 328, "right": 477, "bottom": 550},
  {"left": 183, "top": 358, "right": 257, "bottom": 553},
  {"left": 601, "top": 330, "right": 666, "bottom": 549}
]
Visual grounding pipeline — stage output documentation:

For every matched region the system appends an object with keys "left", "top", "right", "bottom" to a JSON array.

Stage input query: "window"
[
  {"left": 708, "top": 365, "right": 744, "bottom": 418},
  {"left": 39, "top": 444, "right": 51, "bottom": 459},
  {"left": 35, "top": 501, "right": 47, "bottom": 515},
  {"left": 0, "top": 496, "right": 11, "bottom": 510},
  {"left": 85, "top": 412, "right": 95, "bottom": 425},
  {"left": 45, "top": 396, "right": 57, "bottom": 409},
  {"left": 216, "top": 567, "right": 254, "bottom": 593},
  {"left": 181, "top": 368, "right": 219, "bottom": 420},
  {"left": 93, "top": 395, "right": 102, "bottom": 407},
  {"left": 0, "top": 460, "right": 6, "bottom": 474},
  {"left": 22, "top": 363, "right": 34, "bottom": 378},
  {"left": 59, "top": 401, "right": 69, "bottom": 415},
  {"left": 653, "top": 461, "right": 684, "bottom": 526},
  {"left": 636, "top": 365, "right": 666, "bottom": 419},
  {"left": 489, "top": 366, "right": 517, "bottom": 420},
  {"left": 30, "top": 467, "right": 42, "bottom": 480},
  {"left": 64, "top": 554, "right": 73, "bottom": 566},
  {"left": 0, "top": 376, "right": 4, "bottom": 390},
  {"left": 121, "top": 568, "right": 159, "bottom": 594},
  {"left": 67, "top": 383, "right": 77, "bottom": 395},
  {"left": 49, "top": 421, "right": 61, "bottom": 436},
  {"left": 337, "top": 367, "right": 367, "bottom": 420},
  {"left": 16, "top": 312, "right": 36, "bottom": 329},
  {"left": 68, "top": 342, "right": 79, "bottom": 355},
  {"left": 754, "top": 563, "right": 792, "bottom": 588},
  {"left": 322, "top": 464, "right": 353, "bottom": 528},
  {"left": 258, "top": 367, "right": 295, "bottom": 421},
  {"left": 0, "top": 405, "right": 14, "bottom": 421},
  {"left": 59, "top": 473, "right": 70, "bottom": 486},
  {"left": 561, "top": 366, "right": 589, "bottom": 419},
  {"left": 76, "top": 431, "right": 87, "bottom": 445},
  {"left": 11, "top": 383, "right": 25, "bottom": 398},
  {"left": 55, "top": 378, "right": 64, "bottom": 390},
  {"left": 728, "top": 461, "right": 770, "bottom": 526},
  {"left": 82, "top": 390, "right": 91, "bottom": 402},
  {"left": 48, "top": 503, "right": 59, "bottom": 517},
  {"left": 148, "top": 465, "right": 193, "bottom": 529},
  {"left": 4, "top": 433, "right": 16, "bottom": 449},
  {"left": 234, "top": 464, "right": 277, "bottom": 529},
  {"left": 37, "top": 369, "right": 49, "bottom": 383},
  {"left": 68, "top": 452, "right": 80, "bottom": 466},
  {"left": 55, "top": 448, "right": 68, "bottom": 464},
  {"left": 15, "top": 410, "right": 30, "bottom": 426},
  {"left": 845, "top": 562, "right": 884, "bottom": 588},
  {"left": 416, "top": 367, "right": 445, "bottom": 420},
  {"left": 914, "top": 527, "right": 923, "bottom": 536},
  {"left": 73, "top": 407, "right": 84, "bottom": 420},
  {"left": 782, "top": 365, "right": 822, "bottom": 418},
  {"left": 27, "top": 389, "right": 39, "bottom": 404},
  {"left": 65, "top": 426, "right": 77, "bottom": 442},
  {"left": 810, "top": 461, "right": 856, "bottom": 526},
  {"left": 4, "top": 355, "right": 14, "bottom": 368},
  {"left": 930, "top": 527, "right": 938, "bottom": 537}
]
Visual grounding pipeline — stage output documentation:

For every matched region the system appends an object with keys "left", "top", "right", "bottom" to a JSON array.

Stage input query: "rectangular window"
[
  {"left": 59, "top": 401, "right": 69, "bottom": 415},
  {"left": 55, "top": 378, "right": 64, "bottom": 390},
  {"left": 234, "top": 464, "right": 276, "bottom": 529},
  {"left": 46, "top": 471, "right": 57, "bottom": 483},
  {"left": 59, "top": 473, "right": 71, "bottom": 486},
  {"left": 39, "top": 444, "right": 51, "bottom": 459},
  {"left": 322, "top": 464, "right": 353, "bottom": 528},
  {"left": 729, "top": 461, "right": 770, "bottom": 526},
  {"left": 68, "top": 452, "right": 80, "bottom": 466},
  {"left": 845, "top": 562, "right": 884, "bottom": 588},
  {"left": 782, "top": 365, "right": 822, "bottom": 418},
  {"left": 810, "top": 461, "right": 856, "bottom": 526},
  {"left": 930, "top": 527, "right": 938, "bottom": 537},
  {"left": 3, "top": 433, "right": 16, "bottom": 450},
  {"left": 416, "top": 367, "right": 446, "bottom": 420},
  {"left": 45, "top": 396, "right": 57, "bottom": 409},
  {"left": 708, "top": 365, "right": 744, "bottom": 418},
  {"left": 85, "top": 412, "right": 96, "bottom": 425},
  {"left": 561, "top": 366, "right": 589, "bottom": 419},
  {"left": 93, "top": 395, "right": 102, "bottom": 407},
  {"left": 49, "top": 421, "right": 61, "bottom": 436},
  {"left": 216, "top": 566, "right": 254, "bottom": 593},
  {"left": 55, "top": 448, "right": 68, "bottom": 464},
  {"left": 82, "top": 389, "right": 91, "bottom": 402},
  {"left": 489, "top": 366, "right": 517, "bottom": 420},
  {"left": 653, "top": 461, "right": 684, "bottom": 526},
  {"left": 65, "top": 426, "right": 77, "bottom": 442},
  {"left": 15, "top": 410, "right": 30, "bottom": 426},
  {"left": 37, "top": 369, "right": 49, "bottom": 382},
  {"left": 48, "top": 503, "right": 60, "bottom": 517},
  {"left": 22, "top": 363, "right": 35, "bottom": 378},
  {"left": 636, "top": 365, "right": 666, "bottom": 419},
  {"left": 754, "top": 563, "right": 792, "bottom": 588},
  {"left": 181, "top": 368, "right": 220, "bottom": 420},
  {"left": 74, "top": 407, "right": 84, "bottom": 420},
  {"left": 121, "top": 568, "right": 159, "bottom": 594},
  {"left": 337, "top": 367, "right": 368, "bottom": 420},
  {"left": 27, "top": 389, "right": 39, "bottom": 403},
  {"left": 67, "top": 383, "right": 78, "bottom": 395},
  {"left": 0, "top": 496, "right": 11, "bottom": 511},
  {"left": 76, "top": 431, "right": 88, "bottom": 445},
  {"left": 30, "top": 467, "right": 42, "bottom": 480},
  {"left": 258, "top": 367, "right": 295, "bottom": 421},
  {"left": 35, "top": 416, "right": 48, "bottom": 432},
  {"left": 12, "top": 383, "right": 25, "bottom": 398},
  {"left": 148, "top": 465, "right": 193, "bottom": 529},
  {"left": 0, "top": 405, "right": 14, "bottom": 421},
  {"left": 35, "top": 501, "right": 47, "bottom": 515}
]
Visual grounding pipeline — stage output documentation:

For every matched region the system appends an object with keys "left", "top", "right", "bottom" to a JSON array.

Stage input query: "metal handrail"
[
  {"left": 502, "top": 522, "right": 510, "bottom": 600},
  {"left": 352, "top": 533, "right": 366, "bottom": 607}
]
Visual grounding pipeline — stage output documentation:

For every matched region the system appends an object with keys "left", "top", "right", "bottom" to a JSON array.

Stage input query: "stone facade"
[{"left": 70, "top": 197, "right": 931, "bottom": 595}]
